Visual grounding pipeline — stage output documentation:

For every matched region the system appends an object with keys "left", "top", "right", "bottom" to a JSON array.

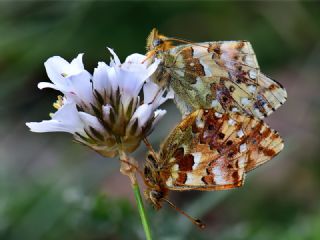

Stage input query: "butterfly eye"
[
  {"left": 150, "top": 190, "right": 162, "bottom": 200},
  {"left": 153, "top": 39, "right": 163, "bottom": 47}
]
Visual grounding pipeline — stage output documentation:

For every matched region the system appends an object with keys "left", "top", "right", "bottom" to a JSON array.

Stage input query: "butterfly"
[
  {"left": 145, "top": 28, "right": 287, "bottom": 118},
  {"left": 143, "top": 108, "right": 283, "bottom": 227}
]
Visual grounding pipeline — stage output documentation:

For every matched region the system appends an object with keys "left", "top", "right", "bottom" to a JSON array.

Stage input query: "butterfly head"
[{"left": 146, "top": 28, "right": 173, "bottom": 52}]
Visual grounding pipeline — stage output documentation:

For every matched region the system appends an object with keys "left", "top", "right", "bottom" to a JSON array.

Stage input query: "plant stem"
[
  {"left": 132, "top": 183, "right": 152, "bottom": 240},
  {"left": 119, "top": 151, "right": 152, "bottom": 240}
]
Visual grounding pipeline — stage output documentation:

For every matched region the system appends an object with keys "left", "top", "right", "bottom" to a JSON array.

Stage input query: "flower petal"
[
  {"left": 145, "top": 58, "right": 161, "bottom": 80},
  {"left": 70, "top": 53, "right": 85, "bottom": 70},
  {"left": 66, "top": 72, "right": 94, "bottom": 104},
  {"left": 45, "top": 54, "right": 86, "bottom": 83},
  {"left": 43, "top": 54, "right": 92, "bottom": 100},
  {"left": 130, "top": 103, "right": 153, "bottom": 128},
  {"left": 106, "top": 66, "right": 119, "bottom": 93},
  {"left": 147, "top": 109, "right": 167, "bottom": 135},
  {"left": 107, "top": 47, "right": 121, "bottom": 66},
  {"left": 154, "top": 87, "right": 174, "bottom": 108},
  {"left": 78, "top": 112, "right": 105, "bottom": 134},
  {"left": 124, "top": 53, "right": 146, "bottom": 64},
  {"left": 26, "top": 103, "right": 84, "bottom": 134},
  {"left": 102, "top": 104, "right": 112, "bottom": 117},
  {"left": 38, "top": 82, "right": 59, "bottom": 90},
  {"left": 92, "top": 62, "right": 110, "bottom": 93},
  {"left": 152, "top": 109, "right": 167, "bottom": 127},
  {"left": 118, "top": 69, "right": 146, "bottom": 97},
  {"left": 44, "top": 56, "right": 70, "bottom": 85},
  {"left": 143, "top": 81, "right": 160, "bottom": 104}
]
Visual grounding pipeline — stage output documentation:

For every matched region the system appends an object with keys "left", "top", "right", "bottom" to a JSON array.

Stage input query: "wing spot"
[
  {"left": 240, "top": 143, "right": 247, "bottom": 152},
  {"left": 228, "top": 151, "right": 235, "bottom": 158},
  {"left": 178, "top": 154, "right": 195, "bottom": 171},
  {"left": 211, "top": 99, "right": 219, "bottom": 107},
  {"left": 166, "top": 177, "right": 173, "bottom": 187},
  {"left": 215, "top": 112, "right": 223, "bottom": 118},
  {"left": 228, "top": 119, "right": 236, "bottom": 126},
  {"left": 248, "top": 85, "right": 257, "bottom": 93},
  {"left": 202, "top": 175, "right": 215, "bottom": 185},
  {"left": 176, "top": 173, "right": 187, "bottom": 184},
  {"left": 196, "top": 115, "right": 205, "bottom": 128},
  {"left": 237, "top": 129, "right": 244, "bottom": 138},
  {"left": 191, "top": 152, "right": 202, "bottom": 170},
  {"left": 222, "top": 96, "right": 228, "bottom": 103},
  {"left": 218, "top": 132, "right": 225, "bottom": 139},
  {"left": 263, "top": 148, "right": 276, "bottom": 157},
  {"left": 241, "top": 97, "right": 251, "bottom": 106},
  {"left": 245, "top": 56, "right": 255, "bottom": 65},
  {"left": 249, "top": 70, "right": 257, "bottom": 79},
  {"left": 232, "top": 171, "right": 239, "bottom": 180},
  {"left": 226, "top": 140, "right": 233, "bottom": 146}
]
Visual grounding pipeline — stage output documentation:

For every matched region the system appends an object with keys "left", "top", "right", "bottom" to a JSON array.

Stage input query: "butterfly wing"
[
  {"left": 159, "top": 109, "right": 284, "bottom": 191},
  {"left": 164, "top": 42, "right": 287, "bottom": 118}
]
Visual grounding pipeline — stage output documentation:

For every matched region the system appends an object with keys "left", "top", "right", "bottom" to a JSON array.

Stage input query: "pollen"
[{"left": 53, "top": 95, "right": 64, "bottom": 110}]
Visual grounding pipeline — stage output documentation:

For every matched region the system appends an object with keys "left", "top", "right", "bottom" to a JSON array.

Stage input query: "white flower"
[{"left": 26, "top": 49, "right": 173, "bottom": 157}]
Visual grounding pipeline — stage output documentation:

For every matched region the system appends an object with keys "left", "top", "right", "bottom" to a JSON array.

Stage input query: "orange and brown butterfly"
[
  {"left": 145, "top": 28, "right": 287, "bottom": 118},
  {"left": 143, "top": 109, "right": 283, "bottom": 227}
]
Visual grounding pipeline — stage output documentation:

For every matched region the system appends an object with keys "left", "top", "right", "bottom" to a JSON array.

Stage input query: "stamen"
[{"left": 53, "top": 95, "right": 64, "bottom": 110}]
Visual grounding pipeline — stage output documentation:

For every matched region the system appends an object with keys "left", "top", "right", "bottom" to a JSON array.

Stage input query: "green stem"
[{"left": 132, "top": 183, "right": 152, "bottom": 240}]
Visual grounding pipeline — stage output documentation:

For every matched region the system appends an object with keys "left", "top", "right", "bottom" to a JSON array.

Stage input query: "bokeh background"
[{"left": 1, "top": 1, "right": 320, "bottom": 239}]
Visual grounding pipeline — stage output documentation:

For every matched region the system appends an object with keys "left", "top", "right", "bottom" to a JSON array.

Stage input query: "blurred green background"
[{"left": 1, "top": 1, "right": 320, "bottom": 239}]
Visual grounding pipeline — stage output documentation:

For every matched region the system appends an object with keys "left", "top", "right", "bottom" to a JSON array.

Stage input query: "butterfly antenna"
[
  {"left": 163, "top": 198, "right": 206, "bottom": 229},
  {"left": 166, "top": 37, "right": 208, "bottom": 49},
  {"left": 166, "top": 37, "right": 194, "bottom": 45}
]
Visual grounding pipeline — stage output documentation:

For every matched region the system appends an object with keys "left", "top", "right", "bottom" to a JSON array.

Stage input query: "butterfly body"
[
  {"left": 146, "top": 29, "right": 287, "bottom": 118},
  {"left": 144, "top": 109, "right": 283, "bottom": 209}
]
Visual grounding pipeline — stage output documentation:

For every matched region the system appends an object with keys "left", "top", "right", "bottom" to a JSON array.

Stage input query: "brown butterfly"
[
  {"left": 143, "top": 109, "right": 283, "bottom": 227},
  {"left": 145, "top": 29, "right": 287, "bottom": 118}
]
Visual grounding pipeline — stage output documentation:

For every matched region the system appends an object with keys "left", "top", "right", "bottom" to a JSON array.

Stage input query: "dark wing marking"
[
  {"left": 162, "top": 42, "right": 287, "bottom": 118},
  {"left": 157, "top": 109, "right": 283, "bottom": 191}
]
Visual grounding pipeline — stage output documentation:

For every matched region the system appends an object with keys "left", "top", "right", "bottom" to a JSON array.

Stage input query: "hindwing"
[{"left": 157, "top": 109, "right": 283, "bottom": 191}]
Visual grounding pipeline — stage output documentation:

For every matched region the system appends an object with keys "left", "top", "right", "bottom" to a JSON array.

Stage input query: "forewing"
[
  {"left": 159, "top": 109, "right": 284, "bottom": 191},
  {"left": 166, "top": 42, "right": 287, "bottom": 118}
]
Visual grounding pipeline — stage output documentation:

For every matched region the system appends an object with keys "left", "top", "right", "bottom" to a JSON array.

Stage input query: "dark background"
[{"left": 1, "top": 1, "right": 320, "bottom": 239}]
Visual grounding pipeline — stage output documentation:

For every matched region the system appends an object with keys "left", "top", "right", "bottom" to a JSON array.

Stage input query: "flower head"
[{"left": 26, "top": 49, "right": 173, "bottom": 157}]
